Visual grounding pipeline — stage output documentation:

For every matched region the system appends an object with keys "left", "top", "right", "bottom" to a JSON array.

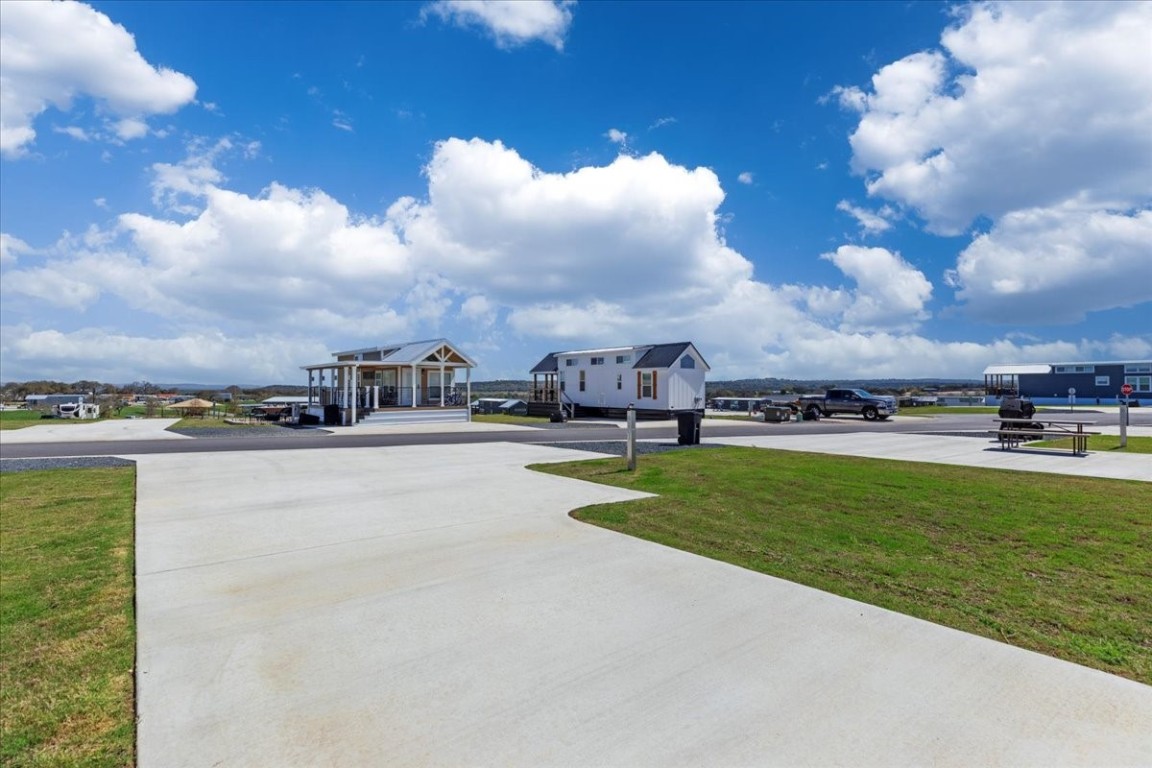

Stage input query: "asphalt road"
[{"left": 4, "top": 409, "right": 1146, "bottom": 460}]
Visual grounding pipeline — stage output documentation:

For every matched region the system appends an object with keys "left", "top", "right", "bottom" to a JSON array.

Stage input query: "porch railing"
[
  {"left": 531, "top": 386, "right": 558, "bottom": 402},
  {"left": 314, "top": 386, "right": 468, "bottom": 409}
]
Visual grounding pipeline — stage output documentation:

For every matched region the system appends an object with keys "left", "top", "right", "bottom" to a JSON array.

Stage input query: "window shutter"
[
  {"left": 653, "top": 371, "right": 658, "bottom": 401},
  {"left": 637, "top": 370, "right": 642, "bottom": 399}
]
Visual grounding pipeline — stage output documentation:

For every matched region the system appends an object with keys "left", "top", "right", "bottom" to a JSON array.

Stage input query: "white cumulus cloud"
[
  {"left": 836, "top": 0, "right": 1152, "bottom": 331},
  {"left": 835, "top": 200, "right": 892, "bottom": 236},
  {"left": 1, "top": 133, "right": 1146, "bottom": 383},
  {"left": 423, "top": 0, "right": 576, "bottom": 51},
  {"left": 0, "top": 0, "right": 197, "bottom": 156},
  {"left": 946, "top": 204, "right": 1152, "bottom": 324},
  {"left": 820, "top": 245, "right": 933, "bottom": 332},
  {"left": 399, "top": 138, "right": 752, "bottom": 307},
  {"left": 836, "top": 1, "right": 1152, "bottom": 235},
  {"left": 0, "top": 324, "right": 333, "bottom": 385}
]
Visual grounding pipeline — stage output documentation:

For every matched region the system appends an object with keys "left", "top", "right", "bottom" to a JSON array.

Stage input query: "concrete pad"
[
  {"left": 329, "top": 420, "right": 545, "bottom": 435},
  {"left": 133, "top": 443, "right": 1152, "bottom": 767},
  {"left": 710, "top": 432, "right": 1152, "bottom": 482},
  {"left": 0, "top": 417, "right": 187, "bottom": 444}
]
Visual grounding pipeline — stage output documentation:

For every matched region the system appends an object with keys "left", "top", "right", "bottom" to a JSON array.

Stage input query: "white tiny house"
[{"left": 529, "top": 342, "right": 709, "bottom": 418}]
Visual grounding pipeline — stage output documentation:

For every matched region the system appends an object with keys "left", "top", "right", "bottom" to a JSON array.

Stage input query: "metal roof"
[
  {"left": 634, "top": 342, "right": 710, "bottom": 371},
  {"left": 529, "top": 352, "right": 559, "bottom": 374},
  {"left": 315, "top": 338, "right": 477, "bottom": 368},
  {"left": 983, "top": 364, "right": 1051, "bottom": 375}
]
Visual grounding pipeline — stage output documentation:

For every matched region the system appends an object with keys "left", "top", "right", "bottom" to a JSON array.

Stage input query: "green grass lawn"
[
  {"left": 170, "top": 416, "right": 274, "bottom": 429},
  {"left": 1031, "top": 434, "right": 1152, "bottom": 453},
  {"left": 0, "top": 411, "right": 55, "bottom": 430},
  {"left": 470, "top": 413, "right": 551, "bottom": 425},
  {"left": 898, "top": 405, "right": 1001, "bottom": 416},
  {"left": 534, "top": 447, "right": 1151, "bottom": 684},
  {"left": 705, "top": 413, "right": 761, "bottom": 421},
  {"left": 0, "top": 467, "right": 136, "bottom": 767}
]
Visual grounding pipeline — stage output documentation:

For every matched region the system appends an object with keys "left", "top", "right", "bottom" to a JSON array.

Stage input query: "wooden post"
[{"left": 626, "top": 404, "right": 637, "bottom": 471}]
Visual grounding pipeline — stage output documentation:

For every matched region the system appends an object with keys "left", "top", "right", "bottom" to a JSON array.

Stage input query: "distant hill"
[
  {"left": 461, "top": 377, "right": 984, "bottom": 397},
  {"left": 705, "top": 378, "right": 983, "bottom": 396},
  {"left": 5, "top": 377, "right": 983, "bottom": 401}
]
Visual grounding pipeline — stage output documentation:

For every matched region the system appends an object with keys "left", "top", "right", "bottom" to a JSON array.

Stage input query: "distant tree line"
[
  {"left": 3, "top": 377, "right": 983, "bottom": 407},
  {"left": 0, "top": 380, "right": 308, "bottom": 403}
]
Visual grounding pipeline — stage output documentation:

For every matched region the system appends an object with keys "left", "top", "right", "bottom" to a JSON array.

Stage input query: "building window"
[
  {"left": 1095, "top": 376, "right": 1110, "bottom": 387},
  {"left": 1124, "top": 363, "right": 1152, "bottom": 374},
  {"left": 680, "top": 356, "right": 695, "bottom": 369},
  {"left": 616, "top": 354, "right": 631, "bottom": 364},
  {"left": 641, "top": 372, "right": 653, "bottom": 398},
  {"left": 1055, "top": 365, "right": 1095, "bottom": 374},
  {"left": 1126, "top": 376, "right": 1151, "bottom": 392},
  {"left": 590, "top": 357, "right": 604, "bottom": 365},
  {"left": 579, "top": 370, "right": 586, "bottom": 392},
  {"left": 565, "top": 359, "right": 575, "bottom": 367},
  {"left": 616, "top": 374, "right": 622, "bottom": 390}
]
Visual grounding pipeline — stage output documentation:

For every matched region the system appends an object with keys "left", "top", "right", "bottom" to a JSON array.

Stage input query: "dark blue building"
[{"left": 983, "top": 361, "right": 1150, "bottom": 405}]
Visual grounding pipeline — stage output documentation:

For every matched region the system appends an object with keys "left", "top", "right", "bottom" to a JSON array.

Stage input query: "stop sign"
[{"left": 1121, "top": 383, "right": 1133, "bottom": 395}]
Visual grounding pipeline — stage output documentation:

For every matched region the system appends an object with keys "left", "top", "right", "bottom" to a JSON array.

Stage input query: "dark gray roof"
[
  {"left": 529, "top": 352, "right": 559, "bottom": 374},
  {"left": 633, "top": 342, "right": 693, "bottom": 369}
]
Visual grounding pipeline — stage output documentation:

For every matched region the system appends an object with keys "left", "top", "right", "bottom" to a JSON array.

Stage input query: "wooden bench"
[{"left": 991, "top": 418, "right": 1100, "bottom": 454}]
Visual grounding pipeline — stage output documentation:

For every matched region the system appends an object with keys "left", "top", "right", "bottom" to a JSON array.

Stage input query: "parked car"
[{"left": 796, "top": 389, "right": 898, "bottom": 421}]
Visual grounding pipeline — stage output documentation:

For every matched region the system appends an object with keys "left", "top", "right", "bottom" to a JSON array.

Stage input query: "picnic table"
[{"left": 992, "top": 418, "right": 1100, "bottom": 455}]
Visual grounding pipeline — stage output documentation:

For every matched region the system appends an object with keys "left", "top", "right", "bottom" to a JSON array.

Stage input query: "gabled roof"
[
  {"left": 529, "top": 352, "right": 559, "bottom": 374},
  {"left": 533, "top": 342, "right": 711, "bottom": 372},
  {"left": 634, "top": 342, "right": 710, "bottom": 371},
  {"left": 324, "top": 338, "right": 476, "bottom": 367}
]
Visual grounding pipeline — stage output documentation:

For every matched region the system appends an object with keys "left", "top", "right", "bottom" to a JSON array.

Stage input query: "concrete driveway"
[
  {"left": 707, "top": 430, "right": 1152, "bottom": 482},
  {"left": 133, "top": 442, "right": 1152, "bottom": 767},
  {"left": 0, "top": 417, "right": 188, "bottom": 443}
]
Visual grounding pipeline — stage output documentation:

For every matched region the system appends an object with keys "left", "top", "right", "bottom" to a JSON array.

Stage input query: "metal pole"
[
  {"left": 626, "top": 404, "right": 637, "bottom": 471},
  {"left": 1120, "top": 400, "right": 1128, "bottom": 448}
]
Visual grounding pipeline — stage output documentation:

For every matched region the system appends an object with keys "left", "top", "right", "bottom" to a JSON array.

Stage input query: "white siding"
[
  {"left": 557, "top": 346, "right": 706, "bottom": 411},
  {"left": 665, "top": 368, "right": 705, "bottom": 410},
  {"left": 559, "top": 351, "right": 647, "bottom": 410}
]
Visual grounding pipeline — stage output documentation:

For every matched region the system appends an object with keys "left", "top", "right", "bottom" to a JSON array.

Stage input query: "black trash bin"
[
  {"left": 676, "top": 410, "right": 701, "bottom": 445},
  {"left": 323, "top": 404, "right": 341, "bottom": 426}
]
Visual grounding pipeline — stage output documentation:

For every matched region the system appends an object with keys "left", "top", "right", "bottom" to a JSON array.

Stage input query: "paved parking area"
[
  {"left": 134, "top": 442, "right": 1152, "bottom": 767},
  {"left": 707, "top": 430, "right": 1152, "bottom": 482},
  {"left": 0, "top": 417, "right": 188, "bottom": 443}
]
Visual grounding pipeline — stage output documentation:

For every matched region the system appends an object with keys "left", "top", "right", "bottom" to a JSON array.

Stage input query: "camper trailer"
[{"left": 54, "top": 401, "right": 100, "bottom": 419}]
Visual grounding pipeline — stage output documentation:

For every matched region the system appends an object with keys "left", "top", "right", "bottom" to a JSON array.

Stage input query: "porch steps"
[{"left": 357, "top": 408, "right": 469, "bottom": 426}]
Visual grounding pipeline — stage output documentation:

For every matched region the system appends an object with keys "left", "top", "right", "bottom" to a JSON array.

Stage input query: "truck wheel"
[
  {"left": 862, "top": 406, "right": 878, "bottom": 420},
  {"left": 805, "top": 406, "right": 821, "bottom": 420}
]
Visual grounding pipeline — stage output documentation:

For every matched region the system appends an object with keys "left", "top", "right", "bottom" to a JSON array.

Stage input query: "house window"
[
  {"left": 565, "top": 359, "right": 575, "bottom": 367},
  {"left": 616, "top": 354, "right": 631, "bottom": 364},
  {"left": 616, "top": 374, "right": 622, "bottom": 390},
  {"left": 590, "top": 357, "right": 604, "bottom": 365},
  {"left": 579, "top": 370, "right": 586, "bottom": 392},
  {"left": 1055, "top": 365, "right": 1094, "bottom": 374},
  {"left": 1095, "top": 376, "right": 1110, "bottom": 387},
  {"left": 680, "top": 356, "right": 695, "bottom": 369},
  {"left": 1126, "top": 376, "right": 1151, "bottom": 392},
  {"left": 641, "top": 372, "right": 653, "bottom": 398},
  {"left": 1124, "top": 363, "right": 1152, "bottom": 374}
]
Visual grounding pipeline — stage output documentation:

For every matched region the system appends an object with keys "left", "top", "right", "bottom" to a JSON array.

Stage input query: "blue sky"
[{"left": 1, "top": 0, "right": 1149, "bottom": 385}]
